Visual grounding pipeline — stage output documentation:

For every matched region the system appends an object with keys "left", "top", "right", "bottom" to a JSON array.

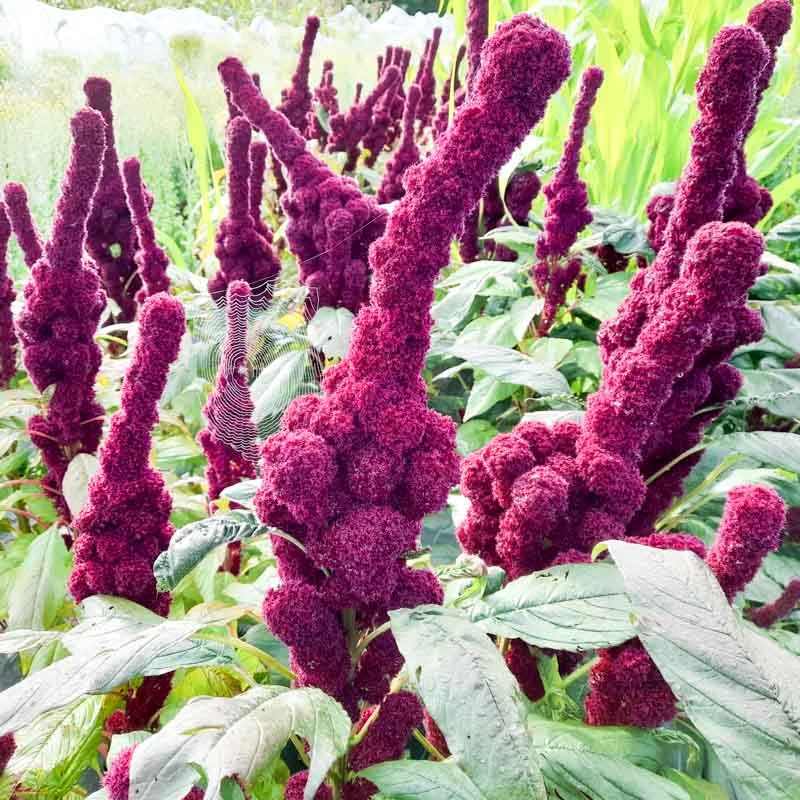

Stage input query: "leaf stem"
[
  {"left": 194, "top": 632, "right": 295, "bottom": 681},
  {"left": 645, "top": 441, "right": 708, "bottom": 486},
  {"left": 412, "top": 728, "right": 446, "bottom": 761},
  {"left": 561, "top": 656, "right": 598, "bottom": 690}
]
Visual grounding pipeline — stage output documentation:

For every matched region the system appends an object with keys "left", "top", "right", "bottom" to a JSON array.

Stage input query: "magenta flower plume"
[
  {"left": 749, "top": 579, "right": 800, "bottom": 628},
  {"left": 328, "top": 66, "right": 402, "bottom": 173},
  {"left": 414, "top": 27, "right": 442, "bottom": 131},
  {"left": 533, "top": 66, "right": 603, "bottom": 335},
  {"left": 377, "top": 85, "right": 422, "bottom": 204},
  {"left": 279, "top": 16, "right": 321, "bottom": 134},
  {"left": 121, "top": 157, "right": 170, "bottom": 302},
  {"left": 725, "top": 0, "right": 793, "bottom": 225},
  {"left": 0, "top": 204, "right": 17, "bottom": 388},
  {"left": 0, "top": 733, "right": 13, "bottom": 777},
  {"left": 432, "top": 43, "right": 466, "bottom": 140},
  {"left": 218, "top": 58, "right": 388, "bottom": 314},
  {"left": 600, "top": 26, "right": 769, "bottom": 361},
  {"left": 69, "top": 292, "right": 185, "bottom": 613},
  {"left": 308, "top": 59, "right": 340, "bottom": 145},
  {"left": 2, "top": 182, "right": 42, "bottom": 268},
  {"left": 248, "top": 140, "right": 273, "bottom": 242},
  {"left": 363, "top": 52, "right": 409, "bottom": 167},
  {"left": 209, "top": 116, "right": 281, "bottom": 307},
  {"left": 83, "top": 77, "right": 142, "bottom": 323},
  {"left": 466, "top": 0, "right": 489, "bottom": 91},
  {"left": 706, "top": 485, "right": 786, "bottom": 601},
  {"left": 253, "top": 13, "right": 570, "bottom": 722},
  {"left": 14, "top": 109, "right": 107, "bottom": 518},
  {"left": 198, "top": 280, "right": 258, "bottom": 503},
  {"left": 285, "top": 772, "right": 333, "bottom": 800}
]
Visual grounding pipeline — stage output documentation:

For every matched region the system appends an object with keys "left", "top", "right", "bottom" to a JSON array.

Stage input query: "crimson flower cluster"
[
  {"left": 121, "top": 157, "right": 171, "bottom": 302},
  {"left": 226, "top": 16, "right": 571, "bottom": 799},
  {"left": 209, "top": 116, "right": 282, "bottom": 307},
  {"left": 362, "top": 47, "right": 411, "bottom": 166},
  {"left": 198, "top": 280, "right": 259, "bottom": 508},
  {"left": 83, "top": 78, "right": 142, "bottom": 323},
  {"left": 376, "top": 85, "right": 422, "bottom": 204},
  {"left": 412, "top": 27, "right": 442, "bottom": 132},
  {"left": 8, "top": 110, "right": 107, "bottom": 519},
  {"left": 0, "top": 204, "right": 16, "bottom": 388},
  {"left": 279, "top": 16, "right": 321, "bottom": 134},
  {"left": 432, "top": 43, "right": 466, "bottom": 140},
  {"left": 533, "top": 66, "right": 603, "bottom": 334},
  {"left": 748, "top": 578, "right": 800, "bottom": 628},
  {"left": 219, "top": 59, "right": 388, "bottom": 315},
  {"left": 307, "top": 59, "right": 339, "bottom": 146},
  {"left": 69, "top": 292, "right": 184, "bottom": 611}
]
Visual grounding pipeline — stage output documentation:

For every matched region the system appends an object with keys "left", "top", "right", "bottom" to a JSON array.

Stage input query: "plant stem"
[
  {"left": 349, "top": 703, "right": 381, "bottom": 748},
  {"left": 290, "top": 734, "right": 310, "bottom": 767},
  {"left": 0, "top": 478, "right": 44, "bottom": 491},
  {"left": 413, "top": 728, "right": 446, "bottom": 761},
  {"left": 195, "top": 632, "right": 295, "bottom": 681},
  {"left": 562, "top": 656, "right": 598, "bottom": 690},
  {"left": 645, "top": 441, "right": 708, "bottom": 486}
]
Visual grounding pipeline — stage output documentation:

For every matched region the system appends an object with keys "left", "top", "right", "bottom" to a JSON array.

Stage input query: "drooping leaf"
[
  {"left": 219, "top": 479, "right": 262, "bottom": 509},
  {"left": 307, "top": 307, "right": 354, "bottom": 359},
  {"left": 129, "top": 686, "right": 351, "bottom": 800},
  {"left": 577, "top": 273, "right": 633, "bottom": 321},
  {"left": 360, "top": 760, "right": 486, "bottom": 800},
  {"left": 740, "top": 369, "right": 800, "bottom": 418},
  {"left": 61, "top": 454, "right": 99, "bottom": 518},
  {"left": 456, "top": 420, "right": 498, "bottom": 456},
  {"left": 704, "top": 432, "right": 800, "bottom": 474},
  {"left": 251, "top": 349, "right": 310, "bottom": 426},
  {"left": 391, "top": 605, "right": 546, "bottom": 800},
  {"left": 463, "top": 377, "right": 517, "bottom": 421},
  {"left": 154, "top": 511, "right": 274, "bottom": 591},
  {"left": 608, "top": 541, "right": 800, "bottom": 800},
  {"left": 468, "top": 563, "right": 635, "bottom": 651},
  {"left": 8, "top": 525, "right": 70, "bottom": 631}
]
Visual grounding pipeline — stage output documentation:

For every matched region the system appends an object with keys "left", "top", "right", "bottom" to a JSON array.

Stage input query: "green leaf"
[
  {"left": 391, "top": 605, "right": 546, "bottom": 800},
  {"left": 510, "top": 297, "right": 544, "bottom": 342},
  {"left": 468, "top": 563, "right": 635, "bottom": 651},
  {"left": 521, "top": 409, "right": 585, "bottom": 426},
  {"left": 61, "top": 453, "right": 99, "bottom": 518},
  {"left": 452, "top": 344, "right": 569, "bottom": 396},
  {"left": 767, "top": 215, "right": 800, "bottom": 243},
  {"left": 761, "top": 304, "right": 800, "bottom": 354},
  {"left": 360, "top": 760, "right": 486, "bottom": 800},
  {"left": 219, "top": 479, "right": 262, "bottom": 509},
  {"left": 0, "top": 598, "right": 237, "bottom": 733},
  {"left": 608, "top": 541, "right": 800, "bottom": 800},
  {"left": 663, "top": 770, "right": 730, "bottom": 800},
  {"left": 129, "top": 686, "right": 351, "bottom": 800},
  {"left": 456, "top": 420, "right": 498, "bottom": 456},
  {"left": 251, "top": 349, "right": 310, "bottom": 426},
  {"left": 463, "top": 377, "right": 516, "bottom": 421},
  {"left": 526, "top": 337, "right": 574, "bottom": 369},
  {"left": 154, "top": 511, "right": 273, "bottom": 591},
  {"left": 705, "top": 432, "right": 800, "bottom": 474},
  {"left": 8, "top": 525, "right": 70, "bottom": 631},
  {"left": 740, "top": 369, "right": 800, "bottom": 418},
  {"left": 577, "top": 273, "right": 633, "bottom": 321},
  {"left": 454, "top": 315, "right": 516, "bottom": 349},
  {"left": 307, "top": 307, "right": 354, "bottom": 359},
  {"left": 527, "top": 717, "right": 691, "bottom": 800}
]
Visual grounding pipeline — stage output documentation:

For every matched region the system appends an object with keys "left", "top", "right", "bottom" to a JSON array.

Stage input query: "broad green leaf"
[
  {"left": 219, "top": 479, "right": 262, "bottom": 509},
  {"left": 463, "top": 377, "right": 516, "bottom": 421},
  {"left": 510, "top": 296, "right": 544, "bottom": 342},
  {"left": 577, "top": 273, "right": 634, "bottom": 321},
  {"left": 154, "top": 511, "right": 273, "bottom": 591},
  {"left": 452, "top": 344, "right": 569, "bottom": 396},
  {"left": 62, "top": 453, "right": 99, "bottom": 518},
  {"left": 251, "top": 349, "right": 310, "bottom": 426},
  {"left": 108, "top": 731, "right": 152, "bottom": 767},
  {"left": 766, "top": 216, "right": 800, "bottom": 243},
  {"left": 704, "top": 432, "right": 800, "bottom": 474},
  {"left": 391, "top": 606, "right": 546, "bottom": 800},
  {"left": 9, "top": 695, "right": 105, "bottom": 777},
  {"left": 761, "top": 304, "right": 800, "bottom": 354},
  {"left": 528, "top": 717, "right": 691, "bottom": 800},
  {"left": 468, "top": 563, "right": 635, "bottom": 651},
  {"left": 129, "top": 686, "right": 351, "bottom": 800},
  {"left": 456, "top": 420, "right": 498, "bottom": 456},
  {"left": 608, "top": 541, "right": 800, "bottom": 800},
  {"left": 437, "top": 260, "right": 521, "bottom": 290},
  {"left": 432, "top": 278, "right": 486, "bottom": 330},
  {"left": 663, "top": 770, "right": 730, "bottom": 800},
  {"left": 8, "top": 525, "right": 70, "bottom": 631},
  {"left": 526, "top": 337, "right": 574, "bottom": 370},
  {"left": 455, "top": 316, "right": 516, "bottom": 349},
  {"left": 361, "top": 760, "right": 486, "bottom": 800},
  {"left": 307, "top": 307, "right": 354, "bottom": 359},
  {"left": 740, "top": 369, "right": 800, "bottom": 418},
  {"left": 0, "top": 598, "right": 236, "bottom": 733},
  {"left": 0, "top": 629, "right": 60, "bottom": 654}
]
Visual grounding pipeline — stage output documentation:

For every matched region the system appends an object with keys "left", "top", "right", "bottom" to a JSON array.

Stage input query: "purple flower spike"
[
  {"left": 251, "top": 13, "right": 570, "bottom": 712},
  {"left": 248, "top": 139, "right": 273, "bottom": 242},
  {"left": 749, "top": 579, "right": 800, "bottom": 628},
  {"left": 83, "top": 77, "right": 142, "bottom": 323},
  {"left": 533, "top": 66, "right": 603, "bottom": 334},
  {"left": 414, "top": 27, "right": 442, "bottom": 131},
  {"left": 307, "top": 59, "right": 339, "bottom": 145},
  {"left": 706, "top": 485, "right": 786, "bottom": 601},
  {"left": 0, "top": 204, "right": 17, "bottom": 388},
  {"left": 209, "top": 116, "right": 281, "bottom": 307},
  {"left": 432, "top": 43, "right": 466, "bottom": 140},
  {"left": 466, "top": 0, "right": 489, "bottom": 92},
  {"left": 15, "top": 108, "right": 107, "bottom": 518},
  {"left": 198, "top": 280, "right": 258, "bottom": 503},
  {"left": 121, "top": 157, "right": 170, "bottom": 301},
  {"left": 2, "top": 182, "right": 42, "bottom": 268},
  {"left": 600, "top": 26, "right": 769, "bottom": 362},
  {"left": 279, "top": 16, "right": 321, "bottom": 134},
  {"left": 328, "top": 66, "right": 402, "bottom": 173},
  {"left": 70, "top": 292, "right": 185, "bottom": 612},
  {"left": 377, "top": 85, "right": 422, "bottom": 204},
  {"left": 218, "top": 58, "right": 388, "bottom": 314}
]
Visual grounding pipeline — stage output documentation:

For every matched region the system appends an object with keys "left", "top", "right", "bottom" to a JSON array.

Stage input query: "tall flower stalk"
[
  {"left": 0, "top": 204, "right": 17, "bottom": 388},
  {"left": 9, "top": 109, "right": 108, "bottom": 519}
]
